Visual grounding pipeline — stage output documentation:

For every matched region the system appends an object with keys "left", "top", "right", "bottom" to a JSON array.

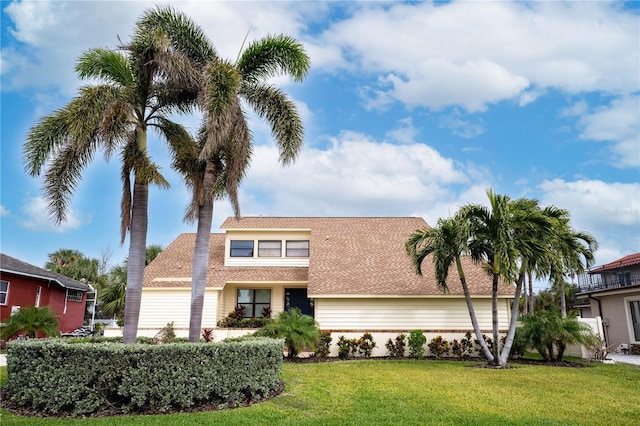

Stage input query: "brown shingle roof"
[{"left": 146, "top": 217, "right": 513, "bottom": 297}]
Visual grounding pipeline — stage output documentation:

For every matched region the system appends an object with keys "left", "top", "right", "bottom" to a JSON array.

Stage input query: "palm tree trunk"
[
  {"left": 456, "top": 257, "right": 494, "bottom": 363},
  {"left": 122, "top": 177, "right": 148, "bottom": 344},
  {"left": 491, "top": 273, "right": 500, "bottom": 365},
  {"left": 499, "top": 263, "right": 527, "bottom": 365},
  {"left": 560, "top": 280, "right": 567, "bottom": 318},
  {"left": 522, "top": 277, "right": 528, "bottom": 315},
  {"left": 188, "top": 159, "right": 217, "bottom": 342},
  {"left": 528, "top": 270, "right": 534, "bottom": 314}
]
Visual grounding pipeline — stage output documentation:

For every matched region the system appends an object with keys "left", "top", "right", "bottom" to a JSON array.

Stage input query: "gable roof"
[
  {"left": 588, "top": 252, "right": 640, "bottom": 274},
  {"left": 0, "top": 253, "right": 89, "bottom": 292},
  {"left": 145, "top": 217, "right": 512, "bottom": 297}
]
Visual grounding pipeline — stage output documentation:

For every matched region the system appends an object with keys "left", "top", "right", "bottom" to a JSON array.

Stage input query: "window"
[
  {"left": 35, "top": 286, "right": 41, "bottom": 307},
  {"left": 237, "top": 289, "right": 271, "bottom": 318},
  {"left": 230, "top": 240, "right": 254, "bottom": 257},
  {"left": 630, "top": 300, "right": 640, "bottom": 342},
  {"left": 286, "top": 240, "right": 309, "bottom": 257},
  {"left": 618, "top": 272, "right": 631, "bottom": 287},
  {"left": 258, "top": 240, "right": 282, "bottom": 257},
  {"left": 66, "top": 289, "right": 83, "bottom": 302},
  {"left": 0, "top": 280, "right": 8, "bottom": 305}
]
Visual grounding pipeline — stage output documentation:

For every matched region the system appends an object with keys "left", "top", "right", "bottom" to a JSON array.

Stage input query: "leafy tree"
[
  {"left": 138, "top": 7, "right": 310, "bottom": 342},
  {"left": 254, "top": 308, "right": 320, "bottom": 359},
  {"left": 145, "top": 244, "right": 164, "bottom": 266},
  {"left": 46, "top": 249, "right": 100, "bottom": 284},
  {"left": 23, "top": 8, "right": 203, "bottom": 343},
  {"left": 518, "top": 309, "right": 597, "bottom": 361},
  {"left": 1, "top": 306, "right": 60, "bottom": 339}
]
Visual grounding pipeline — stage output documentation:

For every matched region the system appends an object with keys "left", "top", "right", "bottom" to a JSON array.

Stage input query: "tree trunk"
[
  {"left": 122, "top": 177, "right": 148, "bottom": 344},
  {"left": 528, "top": 270, "right": 534, "bottom": 314},
  {"left": 522, "top": 276, "right": 528, "bottom": 315},
  {"left": 491, "top": 273, "right": 500, "bottom": 365},
  {"left": 560, "top": 280, "right": 567, "bottom": 318},
  {"left": 456, "top": 257, "right": 494, "bottom": 363},
  {"left": 499, "top": 263, "right": 527, "bottom": 365},
  {"left": 557, "top": 341, "right": 566, "bottom": 361},
  {"left": 188, "top": 160, "right": 217, "bottom": 342}
]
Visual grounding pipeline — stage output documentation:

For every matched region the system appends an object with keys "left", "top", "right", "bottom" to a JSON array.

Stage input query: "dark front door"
[{"left": 285, "top": 288, "right": 314, "bottom": 318}]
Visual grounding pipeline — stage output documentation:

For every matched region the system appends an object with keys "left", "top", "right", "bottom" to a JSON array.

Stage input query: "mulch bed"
[{"left": 0, "top": 356, "right": 587, "bottom": 418}]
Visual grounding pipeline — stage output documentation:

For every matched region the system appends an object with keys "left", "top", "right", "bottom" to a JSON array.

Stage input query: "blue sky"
[{"left": 1, "top": 1, "right": 639, "bottom": 291}]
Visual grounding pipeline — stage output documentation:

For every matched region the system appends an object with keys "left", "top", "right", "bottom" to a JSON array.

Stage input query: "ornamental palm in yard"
[
  {"left": 23, "top": 9, "right": 207, "bottom": 343},
  {"left": 137, "top": 7, "right": 310, "bottom": 342},
  {"left": 0, "top": 306, "right": 60, "bottom": 339}
]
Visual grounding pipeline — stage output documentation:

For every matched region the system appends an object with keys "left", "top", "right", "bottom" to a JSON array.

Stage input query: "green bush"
[
  {"left": 450, "top": 331, "right": 475, "bottom": 359},
  {"left": 0, "top": 306, "right": 60, "bottom": 339},
  {"left": 427, "top": 336, "right": 450, "bottom": 359},
  {"left": 313, "top": 330, "right": 333, "bottom": 358},
  {"left": 385, "top": 333, "right": 407, "bottom": 358},
  {"left": 217, "top": 317, "right": 271, "bottom": 328},
  {"left": 253, "top": 308, "right": 320, "bottom": 359},
  {"left": 337, "top": 335, "right": 358, "bottom": 359},
  {"left": 5, "top": 338, "right": 283, "bottom": 416},
  {"left": 407, "top": 330, "right": 426, "bottom": 358},
  {"left": 357, "top": 333, "right": 376, "bottom": 357}
]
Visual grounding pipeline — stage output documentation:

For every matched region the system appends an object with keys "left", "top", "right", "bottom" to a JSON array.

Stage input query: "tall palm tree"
[
  {"left": 139, "top": 8, "right": 310, "bottom": 342},
  {"left": 23, "top": 9, "right": 207, "bottom": 343},
  {"left": 99, "top": 263, "right": 128, "bottom": 320},
  {"left": 46, "top": 249, "right": 100, "bottom": 283},
  {"left": 406, "top": 215, "right": 495, "bottom": 362}
]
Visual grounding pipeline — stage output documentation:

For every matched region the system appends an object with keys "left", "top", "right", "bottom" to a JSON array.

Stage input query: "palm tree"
[
  {"left": 139, "top": 8, "right": 310, "bottom": 342},
  {"left": 145, "top": 244, "right": 164, "bottom": 266},
  {"left": 254, "top": 308, "right": 320, "bottom": 359},
  {"left": 46, "top": 249, "right": 100, "bottom": 283},
  {"left": 1, "top": 306, "right": 60, "bottom": 339},
  {"left": 406, "top": 215, "right": 495, "bottom": 362},
  {"left": 99, "top": 263, "right": 128, "bottom": 321},
  {"left": 23, "top": 9, "right": 207, "bottom": 343}
]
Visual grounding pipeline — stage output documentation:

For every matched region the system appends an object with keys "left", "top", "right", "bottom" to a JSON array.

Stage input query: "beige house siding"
[
  {"left": 314, "top": 297, "right": 508, "bottom": 331},
  {"left": 138, "top": 288, "right": 219, "bottom": 333},
  {"left": 224, "top": 230, "right": 311, "bottom": 267},
  {"left": 587, "top": 290, "right": 640, "bottom": 348}
]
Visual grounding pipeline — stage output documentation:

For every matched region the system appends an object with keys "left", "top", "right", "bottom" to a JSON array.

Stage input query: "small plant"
[
  {"left": 451, "top": 331, "right": 475, "bottom": 359},
  {"left": 474, "top": 334, "right": 494, "bottom": 354},
  {"left": 313, "top": 330, "right": 333, "bottom": 358},
  {"left": 357, "top": 332, "right": 376, "bottom": 357},
  {"left": 229, "top": 305, "right": 246, "bottom": 320},
  {"left": 201, "top": 328, "right": 215, "bottom": 342},
  {"left": 386, "top": 333, "right": 407, "bottom": 358},
  {"left": 408, "top": 329, "right": 426, "bottom": 358},
  {"left": 337, "top": 335, "right": 358, "bottom": 359},
  {"left": 261, "top": 306, "right": 272, "bottom": 318},
  {"left": 253, "top": 308, "right": 320, "bottom": 359},
  {"left": 0, "top": 306, "right": 60, "bottom": 339},
  {"left": 152, "top": 321, "right": 176, "bottom": 344},
  {"left": 427, "top": 335, "right": 450, "bottom": 359}
]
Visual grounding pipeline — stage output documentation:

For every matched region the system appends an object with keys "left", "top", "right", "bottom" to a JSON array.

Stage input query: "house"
[
  {"left": 574, "top": 252, "right": 640, "bottom": 355},
  {"left": 0, "top": 253, "right": 90, "bottom": 335},
  {"left": 132, "top": 217, "right": 515, "bottom": 356}
]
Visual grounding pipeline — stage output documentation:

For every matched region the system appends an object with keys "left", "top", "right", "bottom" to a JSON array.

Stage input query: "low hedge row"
[{"left": 6, "top": 337, "right": 284, "bottom": 416}]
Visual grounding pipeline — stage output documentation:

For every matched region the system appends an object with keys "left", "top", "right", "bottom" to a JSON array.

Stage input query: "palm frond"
[
  {"left": 242, "top": 83, "right": 303, "bottom": 165},
  {"left": 75, "top": 48, "right": 134, "bottom": 88},
  {"left": 237, "top": 34, "right": 310, "bottom": 83}
]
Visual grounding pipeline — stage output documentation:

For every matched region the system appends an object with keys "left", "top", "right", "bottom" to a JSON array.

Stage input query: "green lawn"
[{"left": 1, "top": 360, "right": 639, "bottom": 425}]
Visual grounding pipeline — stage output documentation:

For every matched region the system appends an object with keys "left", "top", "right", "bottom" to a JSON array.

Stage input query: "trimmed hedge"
[{"left": 6, "top": 337, "right": 284, "bottom": 416}]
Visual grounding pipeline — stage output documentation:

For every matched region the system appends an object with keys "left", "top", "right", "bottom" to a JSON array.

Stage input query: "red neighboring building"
[{"left": 1, "top": 253, "right": 89, "bottom": 334}]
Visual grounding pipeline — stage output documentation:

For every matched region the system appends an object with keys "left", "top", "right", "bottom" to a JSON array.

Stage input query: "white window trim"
[
  {"left": 0, "top": 279, "right": 9, "bottom": 305},
  {"left": 623, "top": 295, "right": 640, "bottom": 345}
]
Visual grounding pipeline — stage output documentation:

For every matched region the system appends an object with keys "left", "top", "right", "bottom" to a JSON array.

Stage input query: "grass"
[{"left": 1, "top": 359, "right": 639, "bottom": 425}]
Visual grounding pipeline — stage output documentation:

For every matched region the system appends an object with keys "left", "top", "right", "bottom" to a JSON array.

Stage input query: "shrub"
[
  {"left": 427, "top": 336, "right": 450, "bottom": 359},
  {"left": 6, "top": 338, "right": 283, "bottom": 416},
  {"left": 507, "top": 327, "right": 528, "bottom": 360},
  {"left": 217, "top": 317, "right": 270, "bottom": 328},
  {"left": 337, "top": 335, "right": 358, "bottom": 359},
  {"left": 202, "top": 328, "right": 215, "bottom": 342},
  {"left": 0, "top": 306, "right": 60, "bottom": 339},
  {"left": 450, "top": 331, "right": 475, "bottom": 359},
  {"left": 407, "top": 330, "right": 426, "bottom": 358},
  {"left": 357, "top": 333, "right": 376, "bottom": 357},
  {"left": 385, "top": 333, "right": 407, "bottom": 358},
  {"left": 152, "top": 322, "right": 176, "bottom": 344},
  {"left": 474, "top": 334, "right": 494, "bottom": 355},
  {"left": 253, "top": 308, "right": 320, "bottom": 359},
  {"left": 313, "top": 330, "right": 333, "bottom": 358}
]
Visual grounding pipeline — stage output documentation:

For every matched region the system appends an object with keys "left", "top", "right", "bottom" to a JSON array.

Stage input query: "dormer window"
[
  {"left": 286, "top": 240, "right": 309, "bottom": 257},
  {"left": 258, "top": 240, "right": 282, "bottom": 257},
  {"left": 230, "top": 240, "right": 254, "bottom": 257}
]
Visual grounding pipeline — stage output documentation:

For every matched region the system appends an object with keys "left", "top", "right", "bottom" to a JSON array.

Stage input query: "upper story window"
[
  {"left": 230, "top": 240, "right": 254, "bottom": 257},
  {"left": 286, "top": 240, "right": 310, "bottom": 257},
  {"left": 66, "top": 289, "right": 83, "bottom": 302},
  {"left": 0, "top": 280, "right": 8, "bottom": 305},
  {"left": 258, "top": 240, "right": 282, "bottom": 257}
]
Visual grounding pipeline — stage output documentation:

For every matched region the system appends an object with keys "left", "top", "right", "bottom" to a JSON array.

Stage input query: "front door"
[{"left": 284, "top": 288, "right": 314, "bottom": 318}]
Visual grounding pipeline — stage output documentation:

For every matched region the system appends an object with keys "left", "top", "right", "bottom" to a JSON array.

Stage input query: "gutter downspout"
[
  {"left": 588, "top": 294, "right": 608, "bottom": 346},
  {"left": 88, "top": 284, "right": 97, "bottom": 330}
]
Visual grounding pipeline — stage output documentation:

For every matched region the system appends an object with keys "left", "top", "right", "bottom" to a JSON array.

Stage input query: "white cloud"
[
  {"left": 314, "top": 1, "right": 639, "bottom": 111},
  {"left": 19, "top": 196, "right": 88, "bottom": 233},
  {"left": 237, "top": 131, "right": 473, "bottom": 218},
  {"left": 438, "top": 109, "right": 485, "bottom": 139},
  {"left": 0, "top": 205, "right": 10, "bottom": 217},
  {"left": 575, "top": 95, "right": 640, "bottom": 168},
  {"left": 385, "top": 117, "right": 419, "bottom": 144},
  {"left": 538, "top": 179, "right": 640, "bottom": 265}
]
